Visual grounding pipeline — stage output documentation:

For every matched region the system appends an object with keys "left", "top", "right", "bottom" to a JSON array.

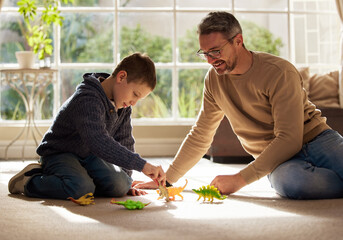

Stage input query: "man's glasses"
[{"left": 196, "top": 34, "right": 237, "bottom": 61}]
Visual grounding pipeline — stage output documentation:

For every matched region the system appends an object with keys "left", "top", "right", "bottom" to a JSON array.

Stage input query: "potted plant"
[{"left": 17, "top": 0, "right": 73, "bottom": 68}]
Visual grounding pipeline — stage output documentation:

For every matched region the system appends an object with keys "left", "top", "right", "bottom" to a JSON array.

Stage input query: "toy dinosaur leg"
[{"left": 177, "top": 193, "right": 184, "bottom": 200}]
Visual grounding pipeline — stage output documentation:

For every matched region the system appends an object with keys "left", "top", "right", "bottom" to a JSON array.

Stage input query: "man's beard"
[{"left": 213, "top": 57, "right": 237, "bottom": 75}]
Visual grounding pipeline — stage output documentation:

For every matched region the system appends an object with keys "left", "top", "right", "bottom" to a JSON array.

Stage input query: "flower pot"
[{"left": 15, "top": 51, "right": 35, "bottom": 69}]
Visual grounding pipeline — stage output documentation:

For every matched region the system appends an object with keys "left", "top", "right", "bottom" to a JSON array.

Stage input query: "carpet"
[{"left": 1, "top": 158, "right": 343, "bottom": 240}]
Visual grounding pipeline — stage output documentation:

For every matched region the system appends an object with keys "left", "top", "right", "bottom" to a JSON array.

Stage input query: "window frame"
[{"left": 0, "top": 0, "right": 340, "bottom": 126}]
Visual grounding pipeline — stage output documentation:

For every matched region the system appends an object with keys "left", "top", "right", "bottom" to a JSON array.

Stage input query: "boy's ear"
[{"left": 116, "top": 70, "right": 127, "bottom": 83}]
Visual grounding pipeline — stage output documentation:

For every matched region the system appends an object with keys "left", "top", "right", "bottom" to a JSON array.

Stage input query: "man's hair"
[
  {"left": 197, "top": 11, "right": 242, "bottom": 43},
  {"left": 112, "top": 52, "right": 156, "bottom": 90}
]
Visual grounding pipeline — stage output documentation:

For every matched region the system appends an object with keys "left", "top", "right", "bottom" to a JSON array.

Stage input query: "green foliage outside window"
[{"left": 1, "top": 15, "right": 283, "bottom": 120}]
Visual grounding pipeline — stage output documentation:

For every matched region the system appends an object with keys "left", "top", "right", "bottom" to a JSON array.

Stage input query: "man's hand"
[
  {"left": 142, "top": 162, "right": 166, "bottom": 186},
  {"left": 210, "top": 173, "right": 247, "bottom": 195}
]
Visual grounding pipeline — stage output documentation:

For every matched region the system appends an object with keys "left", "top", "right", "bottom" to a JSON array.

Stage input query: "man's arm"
[{"left": 166, "top": 74, "right": 225, "bottom": 184}]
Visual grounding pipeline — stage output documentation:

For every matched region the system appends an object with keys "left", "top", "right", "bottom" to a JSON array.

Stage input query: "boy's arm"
[
  {"left": 113, "top": 107, "right": 135, "bottom": 176},
  {"left": 74, "top": 96, "right": 146, "bottom": 172}
]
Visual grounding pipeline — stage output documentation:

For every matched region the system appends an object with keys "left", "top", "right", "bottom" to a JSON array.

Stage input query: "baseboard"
[
  {"left": 0, "top": 138, "right": 183, "bottom": 160},
  {"left": 135, "top": 138, "right": 182, "bottom": 157},
  {"left": 0, "top": 140, "right": 40, "bottom": 160}
]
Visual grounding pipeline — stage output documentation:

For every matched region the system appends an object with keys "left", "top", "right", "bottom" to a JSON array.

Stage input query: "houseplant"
[{"left": 17, "top": 0, "right": 73, "bottom": 68}]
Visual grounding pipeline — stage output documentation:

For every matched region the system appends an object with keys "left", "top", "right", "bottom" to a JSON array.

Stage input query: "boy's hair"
[
  {"left": 112, "top": 53, "right": 156, "bottom": 90},
  {"left": 198, "top": 11, "right": 242, "bottom": 44}
]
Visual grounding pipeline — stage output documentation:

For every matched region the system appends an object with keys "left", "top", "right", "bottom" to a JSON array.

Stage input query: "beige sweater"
[{"left": 167, "top": 52, "right": 329, "bottom": 184}]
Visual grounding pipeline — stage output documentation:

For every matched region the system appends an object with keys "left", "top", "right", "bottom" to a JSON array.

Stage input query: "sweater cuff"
[
  {"left": 166, "top": 166, "right": 183, "bottom": 184},
  {"left": 239, "top": 165, "right": 259, "bottom": 185},
  {"left": 133, "top": 156, "right": 147, "bottom": 172}
]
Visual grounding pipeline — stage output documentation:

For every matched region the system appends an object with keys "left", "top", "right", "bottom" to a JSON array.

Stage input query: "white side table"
[{"left": 0, "top": 68, "right": 57, "bottom": 159}]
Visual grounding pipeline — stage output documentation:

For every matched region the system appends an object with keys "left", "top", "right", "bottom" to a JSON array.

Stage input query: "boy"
[{"left": 9, "top": 52, "right": 166, "bottom": 199}]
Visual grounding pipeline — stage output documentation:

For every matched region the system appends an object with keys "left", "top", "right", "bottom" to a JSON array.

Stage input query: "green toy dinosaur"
[
  {"left": 110, "top": 199, "right": 150, "bottom": 210},
  {"left": 192, "top": 185, "right": 227, "bottom": 202}
]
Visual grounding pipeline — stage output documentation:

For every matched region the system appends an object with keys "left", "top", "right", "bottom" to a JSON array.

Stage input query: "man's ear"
[
  {"left": 235, "top": 33, "right": 243, "bottom": 46},
  {"left": 116, "top": 70, "right": 127, "bottom": 83}
]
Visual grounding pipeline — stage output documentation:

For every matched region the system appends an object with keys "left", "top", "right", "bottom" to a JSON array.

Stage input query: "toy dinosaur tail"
[{"left": 182, "top": 179, "right": 188, "bottom": 191}]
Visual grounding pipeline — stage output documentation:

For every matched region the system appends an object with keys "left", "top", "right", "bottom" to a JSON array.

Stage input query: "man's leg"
[
  {"left": 79, "top": 155, "right": 132, "bottom": 197},
  {"left": 26, "top": 153, "right": 95, "bottom": 199},
  {"left": 269, "top": 130, "right": 343, "bottom": 200}
]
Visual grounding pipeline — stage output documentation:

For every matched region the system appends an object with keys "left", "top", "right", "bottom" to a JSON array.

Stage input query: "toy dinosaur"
[
  {"left": 157, "top": 179, "right": 188, "bottom": 201},
  {"left": 192, "top": 185, "right": 227, "bottom": 202},
  {"left": 155, "top": 179, "right": 170, "bottom": 202},
  {"left": 68, "top": 192, "right": 95, "bottom": 206},
  {"left": 110, "top": 199, "right": 150, "bottom": 210}
]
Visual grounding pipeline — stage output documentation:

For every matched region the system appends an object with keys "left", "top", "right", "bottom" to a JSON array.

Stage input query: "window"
[{"left": 0, "top": 0, "right": 340, "bottom": 123}]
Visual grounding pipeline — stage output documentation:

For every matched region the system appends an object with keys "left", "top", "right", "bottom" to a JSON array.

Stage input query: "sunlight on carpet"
[
  {"left": 166, "top": 199, "right": 298, "bottom": 220},
  {"left": 48, "top": 206, "right": 100, "bottom": 223}
]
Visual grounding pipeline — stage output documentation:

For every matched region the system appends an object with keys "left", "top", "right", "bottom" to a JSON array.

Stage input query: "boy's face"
[{"left": 113, "top": 71, "right": 152, "bottom": 109}]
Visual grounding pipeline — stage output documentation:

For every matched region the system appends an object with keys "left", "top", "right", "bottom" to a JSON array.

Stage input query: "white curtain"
[{"left": 336, "top": 0, "right": 343, "bottom": 108}]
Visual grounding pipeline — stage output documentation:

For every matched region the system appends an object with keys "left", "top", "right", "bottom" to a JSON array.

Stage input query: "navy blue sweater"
[{"left": 36, "top": 73, "right": 146, "bottom": 175}]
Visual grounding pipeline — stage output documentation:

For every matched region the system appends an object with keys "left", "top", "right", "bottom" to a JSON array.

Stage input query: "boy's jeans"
[
  {"left": 269, "top": 129, "right": 343, "bottom": 199},
  {"left": 25, "top": 153, "right": 132, "bottom": 199}
]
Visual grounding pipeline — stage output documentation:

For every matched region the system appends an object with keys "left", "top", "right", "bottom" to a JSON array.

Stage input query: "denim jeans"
[
  {"left": 269, "top": 129, "right": 343, "bottom": 199},
  {"left": 25, "top": 153, "right": 132, "bottom": 200}
]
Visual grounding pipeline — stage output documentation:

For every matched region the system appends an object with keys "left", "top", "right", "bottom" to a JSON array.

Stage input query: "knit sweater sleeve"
[
  {"left": 166, "top": 72, "right": 225, "bottom": 184},
  {"left": 114, "top": 107, "right": 135, "bottom": 176},
  {"left": 73, "top": 95, "right": 146, "bottom": 172}
]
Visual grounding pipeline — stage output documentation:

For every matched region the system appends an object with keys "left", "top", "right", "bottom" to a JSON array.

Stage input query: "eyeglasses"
[{"left": 196, "top": 34, "right": 237, "bottom": 61}]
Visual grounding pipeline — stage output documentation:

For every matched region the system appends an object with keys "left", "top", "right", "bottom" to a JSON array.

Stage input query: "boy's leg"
[
  {"left": 269, "top": 129, "right": 343, "bottom": 200},
  {"left": 26, "top": 153, "right": 95, "bottom": 199},
  {"left": 79, "top": 155, "right": 132, "bottom": 197}
]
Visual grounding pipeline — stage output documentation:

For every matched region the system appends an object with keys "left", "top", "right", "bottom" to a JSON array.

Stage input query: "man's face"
[{"left": 198, "top": 32, "right": 238, "bottom": 75}]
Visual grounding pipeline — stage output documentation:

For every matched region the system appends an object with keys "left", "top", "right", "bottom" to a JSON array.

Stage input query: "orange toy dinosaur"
[{"left": 157, "top": 179, "right": 188, "bottom": 201}]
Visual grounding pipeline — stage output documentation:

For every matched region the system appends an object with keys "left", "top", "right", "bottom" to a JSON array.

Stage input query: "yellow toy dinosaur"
[
  {"left": 157, "top": 179, "right": 188, "bottom": 201},
  {"left": 68, "top": 192, "right": 95, "bottom": 206}
]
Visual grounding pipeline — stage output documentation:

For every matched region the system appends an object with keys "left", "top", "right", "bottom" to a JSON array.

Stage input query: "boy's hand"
[
  {"left": 132, "top": 180, "right": 159, "bottom": 189},
  {"left": 142, "top": 162, "right": 166, "bottom": 186},
  {"left": 127, "top": 187, "right": 147, "bottom": 196}
]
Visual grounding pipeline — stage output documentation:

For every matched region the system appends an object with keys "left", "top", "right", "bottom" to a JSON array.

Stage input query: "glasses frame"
[{"left": 196, "top": 34, "right": 237, "bottom": 61}]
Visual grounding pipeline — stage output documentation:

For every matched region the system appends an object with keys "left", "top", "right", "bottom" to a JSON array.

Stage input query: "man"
[{"left": 139, "top": 11, "right": 343, "bottom": 199}]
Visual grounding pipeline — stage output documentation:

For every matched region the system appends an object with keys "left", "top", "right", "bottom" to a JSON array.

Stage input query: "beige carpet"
[{"left": 1, "top": 158, "right": 343, "bottom": 240}]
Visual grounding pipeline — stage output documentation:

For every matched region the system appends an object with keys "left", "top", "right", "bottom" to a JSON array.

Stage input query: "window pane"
[
  {"left": 292, "top": 13, "right": 340, "bottom": 65},
  {"left": 0, "top": 72, "right": 54, "bottom": 120},
  {"left": 2, "top": 0, "right": 17, "bottom": 7},
  {"left": 1, "top": 84, "right": 26, "bottom": 120},
  {"left": 178, "top": 69, "right": 207, "bottom": 118},
  {"left": 0, "top": 13, "right": 29, "bottom": 64},
  {"left": 119, "top": 12, "right": 172, "bottom": 63},
  {"left": 235, "top": 0, "right": 287, "bottom": 10},
  {"left": 236, "top": 13, "right": 288, "bottom": 58},
  {"left": 290, "top": 0, "right": 337, "bottom": 11},
  {"left": 119, "top": 0, "right": 173, "bottom": 7},
  {"left": 60, "top": 13, "right": 114, "bottom": 63},
  {"left": 177, "top": 12, "right": 209, "bottom": 63},
  {"left": 61, "top": 0, "right": 114, "bottom": 7},
  {"left": 60, "top": 69, "right": 111, "bottom": 103},
  {"left": 132, "top": 69, "right": 172, "bottom": 118},
  {"left": 176, "top": 0, "right": 231, "bottom": 8}
]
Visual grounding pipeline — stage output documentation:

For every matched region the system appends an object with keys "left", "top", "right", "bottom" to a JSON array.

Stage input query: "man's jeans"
[
  {"left": 25, "top": 153, "right": 132, "bottom": 199},
  {"left": 269, "top": 129, "right": 343, "bottom": 199}
]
